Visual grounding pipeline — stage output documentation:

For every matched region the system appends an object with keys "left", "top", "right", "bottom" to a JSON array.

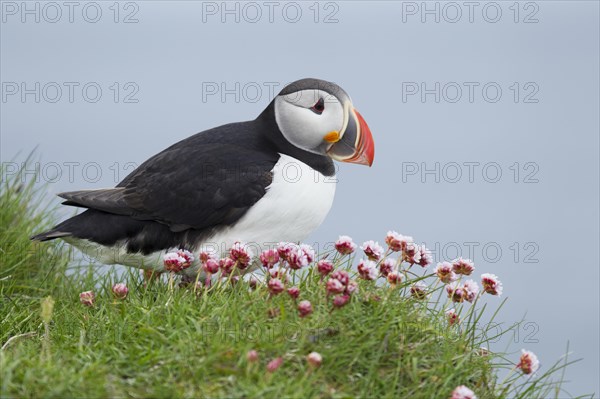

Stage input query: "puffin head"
[{"left": 272, "top": 78, "right": 374, "bottom": 167}]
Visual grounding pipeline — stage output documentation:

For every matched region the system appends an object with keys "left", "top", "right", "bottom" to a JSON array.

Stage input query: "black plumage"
[{"left": 32, "top": 100, "right": 335, "bottom": 255}]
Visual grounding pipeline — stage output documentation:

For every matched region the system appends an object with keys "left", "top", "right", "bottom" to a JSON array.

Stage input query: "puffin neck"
[{"left": 255, "top": 101, "right": 335, "bottom": 177}]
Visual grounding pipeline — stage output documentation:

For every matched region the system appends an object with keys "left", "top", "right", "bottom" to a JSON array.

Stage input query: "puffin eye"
[{"left": 310, "top": 98, "right": 325, "bottom": 115}]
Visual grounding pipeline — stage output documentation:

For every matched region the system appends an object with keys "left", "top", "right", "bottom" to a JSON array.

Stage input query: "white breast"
[
  {"left": 68, "top": 154, "right": 336, "bottom": 273},
  {"left": 199, "top": 153, "right": 337, "bottom": 256}
]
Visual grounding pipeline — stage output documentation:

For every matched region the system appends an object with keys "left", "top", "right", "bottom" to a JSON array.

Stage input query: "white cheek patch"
[{"left": 274, "top": 91, "right": 344, "bottom": 154}]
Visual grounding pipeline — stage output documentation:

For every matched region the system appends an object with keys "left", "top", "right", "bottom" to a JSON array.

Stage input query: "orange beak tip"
[{"left": 353, "top": 109, "right": 375, "bottom": 167}]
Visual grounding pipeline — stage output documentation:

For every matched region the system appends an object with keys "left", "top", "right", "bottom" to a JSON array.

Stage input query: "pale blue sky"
[{"left": 2, "top": 1, "right": 598, "bottom": 395}]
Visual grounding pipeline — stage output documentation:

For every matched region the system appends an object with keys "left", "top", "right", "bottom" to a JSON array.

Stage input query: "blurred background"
[{"left": 1, "top": 1, "right": 598, "bottom": 395}]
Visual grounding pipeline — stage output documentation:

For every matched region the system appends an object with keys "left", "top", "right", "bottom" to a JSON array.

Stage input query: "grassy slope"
[{"left": 0, "top": 166, "right": 583, "bottom": 399}]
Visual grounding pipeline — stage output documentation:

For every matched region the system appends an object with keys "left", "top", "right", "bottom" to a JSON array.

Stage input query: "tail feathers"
[{"left": 31, "top": 230, "right": 72, "bottom": 241}]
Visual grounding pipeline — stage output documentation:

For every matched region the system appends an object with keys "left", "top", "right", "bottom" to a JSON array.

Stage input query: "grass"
[{"left": 0, "top": 162, "right": 590, "bottom": 399}]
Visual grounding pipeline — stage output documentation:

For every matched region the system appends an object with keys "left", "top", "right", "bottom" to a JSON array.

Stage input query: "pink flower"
[
  {"left": 277, "top": 242, "right": 295, "bottom": 261},
  {"left": 403, "top": 243, "right": 422, "bottom": 265},
  {"left": 112, "top": 283, "right": 128, "bottom": 299},
  {"left": 387, "top": 271, "right": 402, "bottom": 285},
  {"left": 288, "top": 246, "right": 310, "bottom": 270},
  {"left": 463, "top": 279, "right": 480, "bottom": 303},
  {"left": 219, "top": 257, "right": 235, "bottom": 275},
  {"left": 229, "top": 241, "right": 253, "bottom": 269},
  {"left": 203, "top": 258, "right": 220, "bottom": 274},
  {"left": 335, "top": 235, "right": 357, "bottom": 255},
  {"left": 287, "top": 286, "right": 300, "bottom": 299},
  {"left": 410, "top": 282, "right": 427, "bottom": 300},
  {"left": 434, "top": 262, "right": 457, "bottom": 283},
  {"left": 330, "top": 270, "right": 350, "bottom": 286},
  {"left": 246, "top": 350, "right": 259, "bottom": 363},
  {"left": 79, "top": 290, "right": 95, "bottom": 306},
  {"left": 326, "top": 278, "right": 345, "bottom": 295},
  {"left": 259, "top": 248, "right": 280, "bottom": 269},
  {"left": 357, "top": 259, "right": 378, "bottom": 281},
  {"left": 450, "top": 385, "right": 477, "bottom": 399},
  {"left": 416, "top": 245, "right": 433, "bottom": 268},
  {"left": 452, "top": 257, "right": 475, "bottom": 275},
  {"left": 266, "top": 357, "right": 283, "bottom": 373},
  {"left": 361, "top": 240, "right": 384, "bottom": 261},
  {"left": 298, "top": 300, "right": 313, "bottom": 317},
  {"left": 385, "top": 231, "right": 413, "bottom": 252},
  {"left": 300, "top": 244, "right": 315, "bottom": 263},
  {"left": 446, "top": 283, "right": 465, "bottom": 303},
  {"left": 177, "top": 249, "right": 194, "bottom": 266},
  {"left": 332, "top": 294, "right": 350, "bottom": 308},
  {"left": 317, "top": 259, "right": 334, "bottom": 276},
  {"left": 306, "top": 352, "right": 322, "bottom": 368},
  {"left": 345, "top": 280, "right": 359, "bottom": 295},
  {"left": 445, "top": 308, "right": 459, "bottom": 326},
  {"left": 268, "top": 278, "right": 285, "bottom": 295},
  {"left": 481, "top": 273, "right": 503, "bottom": 296},
  {"left": 379, "top": 258, "right": 395, "bottom": 277},
  {"left": 163, "top": 252, "right": 189, "bottom": 273},
  {"left": 517, "top": 349, "right": 540, "bottom": 375},
  {"left": 198, "top": 250, "right": 216, "bottom": 263}
]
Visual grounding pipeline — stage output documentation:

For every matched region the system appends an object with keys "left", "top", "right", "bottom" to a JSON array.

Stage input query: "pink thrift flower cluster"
[
  {"left": 287, "top": 286, "right": 300, "bottom": 299},
  {"left": 481, "top": 273, "right": 503, "bottom": 296},
  {"left": 255, "top": 240, "right": 360, "bottom": 313},
  {"left": 357, "top": 259, "right": 378, "bottom": 280},
  {"left": 517, "top": 349, "right": 540, "bottom": 375},
  {"left": 450, "top": 385, "right": 477, "bottom": 399},
  {"left": 112, "top": 283, "right": 129, "bottom": 299},
  {"left": 266, "top": 357, "right": 283, "bottom": 373},
  {"left": 452, "top": 257, "right": 475, "bottom": 275},
  {"left": 435, "top": 262, "right": 457, "bottom": 283},
  {"left": 246, "top": 350, "right": 259, "bottom": 363},
  {"left": 256, "top": 243, "right": 320, "bottom": 317},
  {"left": 436, "top": 257, "right": 503, "bottom": 313},
  {"left": 379, "top": 258, "right": 395, "bottom": 277},
  {"left": 325, "top": 270, "right": 357, "bottom": 309},
  {"left": 74, "top": 230, "right": 525, "bottom": 397},
  {"left": 163, "top": 249, "right": 194, "bottom": 273},
  {"left": 85, "top": 233, "right": 506, "bottom": 341},
  {"left": 383, "top": 231, "right": 433, "bottom": 268},
  {"left": 259, "top": 248, "right": 279, "bottom": 269},
  {"left": 199, "top": 242, "right": 256, "bottom": 278},
  {"left": 360, "top": 240, "right": 384, "bottom": 261},
  {"left": 297, "top": 300, "right": 313, "bottom": 317},
  {"left": 229, "top": 241, "right": 254, "bottom": 270},
  {"left": 275, "top": 242, "right": 315, "bottom": 270},
  {"left": 317, "top": 259, "right": 334, "bottom": 276},
  {"left": 79, "top": 290, "right": 95, "bottom": 306},
  {"left": 333, "top": 232, "right": 435, "bottom": 292},
  {"left": 385, "top": 231, "right": 412, "bottom": 252},
  {"left": 306, "top": 352, "right": 322, "bottom": 367},
  {"left": 334, "top": 235, "right": 357, "bottom": 255},
  {"left": 445, "top": 279, "right": 480, "bottom": 303},
  {"left": 445, "top": 308, "right": 459, "bottom": 326}
]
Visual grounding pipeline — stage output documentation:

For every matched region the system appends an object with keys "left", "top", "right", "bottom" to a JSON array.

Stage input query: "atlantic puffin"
[{"left": 32, "top": 78, "right": 374, "bottom": 275}]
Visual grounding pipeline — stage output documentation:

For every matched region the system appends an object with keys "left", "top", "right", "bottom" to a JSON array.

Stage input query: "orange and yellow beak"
[{"left": 326, "top": 106, "right": 374, "bottom": 166}]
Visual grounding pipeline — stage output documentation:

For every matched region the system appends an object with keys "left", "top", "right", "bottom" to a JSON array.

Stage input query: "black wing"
[{"left": 59, "top": 123, "right": 278, "bottom": 233}]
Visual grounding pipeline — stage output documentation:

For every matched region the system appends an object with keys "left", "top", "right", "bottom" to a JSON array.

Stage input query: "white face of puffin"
[
  {"left": 274, "top": 88, "right": 345, "bottom": 155},
  {"left": 273, "top": 83, "right": 375, "bottom": 166}
]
